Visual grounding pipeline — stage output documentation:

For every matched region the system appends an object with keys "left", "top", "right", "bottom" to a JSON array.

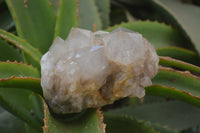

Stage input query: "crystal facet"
[{"left": 40, "top": 27, "right": 159, "bottom": 114}]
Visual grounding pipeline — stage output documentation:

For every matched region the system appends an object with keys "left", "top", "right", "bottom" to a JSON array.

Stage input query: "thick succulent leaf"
[
  {"left": 24, "top": 123, "right": 42, "bottom": 133},
  {"left": 94, "top": 0, "right": 110, "bottom": 29},
  {"left": 0, "top": 88, "right": 43, "bottom": 131},
  {"left": 146, "top": 61, "right": 200, "bottom": 108},
  {"left": 29, "top": 94, "right": 44, "bottom": 121},
  {"left": 0, "top": 107, "right": 26, "bottom": 133},
  {"left": 0, "top": 77, "right": 42, "bottom": 95},
  {"left": 78, "top": 0, "right": 102, "bottom": 31},
  {"left": 146, "top": 85, "right": 200, "bottom": 108},
  {"left": 0, "top": 38, "right": 23, "bottom": 62},
  {"left": 159, "top": 56, "right": 200, "bottom": 74},
  {"left": 0, "top": 29, "right": 42, "bottom": 68},
  {"left": 5, "top": 0, "right": 56, "bottom": 54},
  {"left": 25, "top": 126, "right": 41, "bottom": 133},
  {"left": 153, "top": 67, "right": 200, "bottom": 98},
  {"left": 110, "top": 7, "right": 128, "bottom": 26},
  {"left": 48, "top": 0, "right": 59, "bottom": 14},
  {"left": 156, "top": 47, "right": 200, "bottom": 66},
  {"left": 152, "top": 0, "right": 200, "bottom": 55},
  {"left": 43, "top": 102, "right": 105, "bottom": 133},
  {"left": 0, "top": 9, "right": 14, "bottom": 31},
  {"left": 113, "top": 0, "right": 148, "bottom": 6},
  {"left": 54, "top": 0, "right": 78, "bottom": 39},
  {"left": 145, "top": 122, "right": 178, "bottom": 133},
  {"left": 106, "top": 101, "right": 200, "bottom": 131},
  {"left": 125, "top": 10, "right": 136, "bottom": 22},
  {"left": 53, "top": 0, "right": 107, "bottom": 39},
  {"left": 0, "top": 61, "right": 40, "bottom": 79},
  {"left": 23, "top": 53, "right": 40, "bottom": 71},
  {"left": 0, "top": 107, "right": 39, "bottom": 133},
  {"left": 107, "top": 21, "right": 187, "bottom": 48},
  {"left": 103, "top": 114, "right": 158, "bottom": 133}
]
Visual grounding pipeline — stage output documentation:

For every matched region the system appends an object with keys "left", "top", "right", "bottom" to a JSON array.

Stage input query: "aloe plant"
[{"left": 0, "top": 0, "right": 200, "bottom": 132}]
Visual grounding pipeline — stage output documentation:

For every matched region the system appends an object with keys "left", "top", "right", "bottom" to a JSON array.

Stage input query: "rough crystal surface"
[{"left": 41, "top": 27, "right": 159, "bottom": 114}]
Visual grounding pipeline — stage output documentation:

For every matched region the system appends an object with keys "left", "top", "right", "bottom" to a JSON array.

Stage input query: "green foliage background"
[{"left": 0, "top": 0, "right": 200, "bottom": 132}]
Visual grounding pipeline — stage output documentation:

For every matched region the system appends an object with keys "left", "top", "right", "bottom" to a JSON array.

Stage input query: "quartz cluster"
[{"left": 41, "top": 27, "right": 159, "bottom": 114}]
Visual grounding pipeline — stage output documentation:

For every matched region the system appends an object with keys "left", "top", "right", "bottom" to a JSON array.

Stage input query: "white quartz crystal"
[{"left": 41, "top": 27, "right": 159, "bottom": 114}]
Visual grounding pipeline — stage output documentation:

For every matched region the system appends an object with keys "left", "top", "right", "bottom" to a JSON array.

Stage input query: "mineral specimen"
[{"left": 41, "top": 27, "right": 159, "bottom": 114}]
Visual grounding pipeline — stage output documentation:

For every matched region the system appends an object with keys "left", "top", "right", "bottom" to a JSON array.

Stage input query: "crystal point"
[{"left": 41, "top": 27, "right": 159, "bottom": 114}]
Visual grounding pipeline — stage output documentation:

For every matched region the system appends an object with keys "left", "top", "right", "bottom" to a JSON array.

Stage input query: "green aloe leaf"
[
  {"left": 110, "top": 7, "right": 128, "bottom": 26},
  {"left": 107, "top": 21, "right": 188, "bottom": 48},
  {"left": 0, "top": 8, "right": 14, "bottom": 31},
  {"left": 0, "top": 38, "right": 23, "bottom": 62},
  {"left": 54, "top": 0, "right": 108, "bottom": 39},
  {"left": 0, "top": 62, "right": 42, "bottom": 130},
  {"left": 159, "top": 56, "right": 200, "bottom": 74},
  {"left": 5, "top": 0, "right": 56, "bottom": 54},
  {"left": 0, "top": 29, "right": 42, "bottom": 69},
  {"left": 54, "top": 0, "right": 78, "bottom": 39},
  {"left": 0, "top": 107, "right": 39, "bottom": 133},
  {"left": 156, "top": 47, "right": 200, "bottom": 66},
  {"left": 29, "top": 94, "right": 43, "bottom": 121},
  {"left": 106, "top": 101, "right": 200, "bottom": 131},
  {"left": 23, "top": 53, "right": 40, "bottom": 71},
  {"left": 103, "top": 114, "right": 158, "bottom": 133},
  {"left": 24, "top": 123, "right": 41, "bottom": 133},
  {"left": 153, "top": 67, "right": 200, "bottom": 99},
  {"left": 0, "top": 61, "right": 40, "bottom": 79},
  {"left": 0, "top": 107, "right": 27, "bottom": 133},
  {"left": 53, "top": 0, "right": 108, "bottom": 39},
  {"left": 94, "top": 0, "right": 110, "bottom": 29},
  {"left": 145, "top": 122, "right": 178, "bottom": 133},
  {"left": 78, "top": 0, "right": 102, "bottom": 31},
  {"left": 48, "top": 0, "right": 59, "bottom": 13},
  {"left": 152, "top": 0, "right": 200, "bottom": 55},
  {"left": 146, "top": 85, "right": 200, "bottom": 108},
  {"left": 43, "top": 102, "right": 105, "bottom": 133},
  {"left": 0, "top": 88, "right": 43, "bottom": 131},
  {"left": 0, "top": 77, "right": 42, "bottom": 95}
]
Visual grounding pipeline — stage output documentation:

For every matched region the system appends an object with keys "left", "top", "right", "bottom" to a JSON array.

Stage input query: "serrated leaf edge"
[{"left": 159, "top": 56, "right": 200, "bottom": 74}]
